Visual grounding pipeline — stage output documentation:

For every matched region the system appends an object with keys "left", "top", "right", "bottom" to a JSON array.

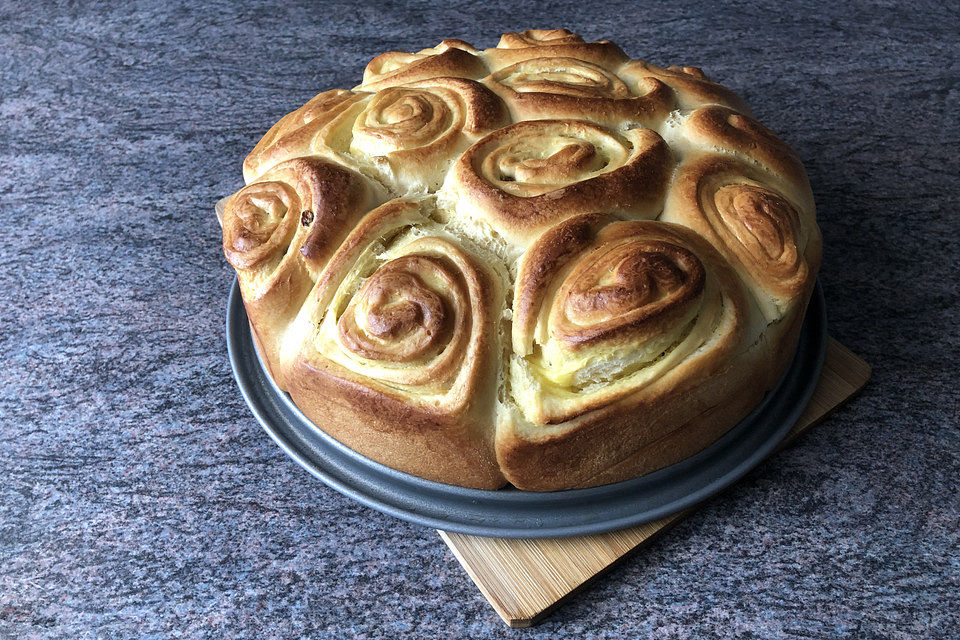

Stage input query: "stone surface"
[{"left": 1, "top": 1, "right": 957, "bottom": 638}]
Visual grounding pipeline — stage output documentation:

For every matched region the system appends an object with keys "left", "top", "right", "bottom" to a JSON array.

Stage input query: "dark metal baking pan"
[{"left": 226, "top": 279, "right": 827, "bottom": 538}]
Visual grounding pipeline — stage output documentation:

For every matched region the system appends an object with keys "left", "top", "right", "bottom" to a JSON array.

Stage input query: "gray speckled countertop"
[{"left": 1, "top": 1, "right": 957, "bottom": 638}]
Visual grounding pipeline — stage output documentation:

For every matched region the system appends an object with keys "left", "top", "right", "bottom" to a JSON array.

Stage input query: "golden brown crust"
[
  {"left": 564, "top": 342, "right": 771, "bottom": 488},
  {"left": 284, "top": 366, "right": 505, "bottom": 488},
  {"left": 620, "top": 60, "right": 751, "bottom": 113},
  {"left": 222, "top": 157, "right": 383, "bottom": 378},
  {"left": 679, "top": 106, "right": 810, "bottom": 190},
  {"left": 482, "top": 57, "right": 675, "bottom": 127},
  {"left": 221, "top": 30, "right": 821, "bottom": 491},
  {"left": 243, "top": 90, "right": 370, "bottom": 183},
  {"left": 662, "top": 152, "right": 820, "bottom": 321},
  {"left": 359, "top": 40, "right": 488, "bottom": 91},
  {"left": 283, "top": 199, "right": 506, "bottom": 488},
  {"left": 497, "top": 29, "right": 587, "bottom": 49},
  {"left": 246, "top": 77, "right": 508, "bottom": 195},
  {"left": 514, "top": 217, "right": 707, "bottom": 355},
  {"left": 485, "top": 32, "right": 629, "bottom": 72},
  {"left": 341, "top": 77, "right": 508, "bottom": 192},
  {"left": 498, "top": 348, "right": 772, "bottom": 490},
  {"left": 497, "top": 215, "right": 769, "bottom": 490},
  {"left": 448, "top": 121, "right": 674, "bottom": 246}
]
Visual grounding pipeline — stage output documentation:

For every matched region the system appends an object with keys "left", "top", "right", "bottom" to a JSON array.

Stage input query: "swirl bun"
[
  {"left": 283, "top": 199, "right": 505, "bottom": 488},
  {"left": 482, "top": 30, "right": 668, "bottom": 126},
  {"left": 499, "top": 214, "right": 769, "bottom": 489},
  {"left": 491, "top": 56, "right": 632, "bottom": 99},
  {"left": 677, "top": 106, "right": 812, "bottom": 198},
  {"left": 345, "top": 78, "right": 507, "bottom": 192},
  {"left": 223, "top": 180, "right": 299, "bottom": 271},
  {"left": 334, "top": 252, "right": 473, "bottom": 386},
  {"left": 338, "top": 257, "right": 451, "bottom": 363},
  {"left": 497, "top": 29, "right": 587, "bottom": 49},
  {"left": 359, "top": 39, "right": 487, "bottom": 91},
  {"left": 662, "top": 153, "right": 820, "bottom": 322},
  {"left": 486, "top": 30, "right": 629, "bottom": 72},
  {"left": 510, "top": 215, "right": 752, "bottom": 423},
  {"left": 621, "top": 60, "right": 751, "bottom": 113},
  {"left": 222, "top": 157, "right": 384, "bottom": 378},
  {"left": 222, "top": 31, "right": 821, "bottom": 490},
  {"left": 243, "top": 89, "right": 369, "bottom": 183},
  {"left": 448, "top": 120, "right": 673, "bottom": 246},
  {"left": 483, "top": 57, "right": 674, "bottom": 126}
]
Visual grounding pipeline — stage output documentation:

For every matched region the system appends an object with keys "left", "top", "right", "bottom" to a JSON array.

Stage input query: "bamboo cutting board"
[{"left": 439, "top": 337, "right": 871, "bottom": 628}]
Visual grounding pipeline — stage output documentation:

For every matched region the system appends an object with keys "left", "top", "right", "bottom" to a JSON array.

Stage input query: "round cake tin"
[{"left": 226, "top": 280, "right": 827, "bottom": 538}]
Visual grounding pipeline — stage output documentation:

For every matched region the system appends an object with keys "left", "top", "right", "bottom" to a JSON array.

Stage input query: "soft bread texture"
[{"left": 221, "top": 29, "right": 821, "bottom": 490}]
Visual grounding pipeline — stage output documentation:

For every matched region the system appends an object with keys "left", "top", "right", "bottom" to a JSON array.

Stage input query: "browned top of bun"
[{"left": 221, "top": 30, "right": 820, "bottom": 490}]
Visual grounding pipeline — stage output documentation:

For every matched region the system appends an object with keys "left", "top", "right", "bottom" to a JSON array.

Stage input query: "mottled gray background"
[{"left": 1, "top": 1, "right": 957, "bottom": 638}]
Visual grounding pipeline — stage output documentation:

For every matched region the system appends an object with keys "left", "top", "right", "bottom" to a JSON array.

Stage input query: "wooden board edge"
[
  {"left": 437, "top": 530, "right": 522, "bottom": 627},
  {"left": 518, "top": 511, "right": 691, "bottom": 628},
  {"left": 826, "top": 337, "right": 872, "bottom": 394},
  {"left": 440, "top": 339, "right": 871, "bottom": 627}
]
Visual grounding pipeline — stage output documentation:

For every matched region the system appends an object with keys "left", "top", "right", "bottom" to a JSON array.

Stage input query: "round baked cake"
[{"left": 221, "top": 29, "right": 821, "bottom": 491}]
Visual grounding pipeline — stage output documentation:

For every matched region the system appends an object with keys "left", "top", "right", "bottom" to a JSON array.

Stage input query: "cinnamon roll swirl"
[
  {"left": 222, "top": 157, "right": 384, "bottom": 378},
  {"left": 498, "top": 215, "right": 768, "bottom": 490},
  {"left": 447, "top": 120, "right": 673, "bottom": 246},
  {"left": 359, "top": 39, "right": 487, "bottom": 91},
  {"left": 283, "top": 199, "right": 506, "bottom": 488},
  {"left": 341, "top": 77, "right": 507, "bottom": 192},
  {"left": 662, "top": 153, "right": 820, "bottom": 322},
  {"left": 243, "top": 89, "right": 369, "bottom": 183},
  {"left": 620, "top": 60, "right": 751, "bottom": 113},
  {"left": 483, "top": 57, "right": 674, "bottom": 126}
]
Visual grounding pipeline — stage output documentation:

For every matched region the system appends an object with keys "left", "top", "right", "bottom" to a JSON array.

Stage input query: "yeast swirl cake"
[{"left": 221, "top": 29, "right": 821, "bottom": 490}]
